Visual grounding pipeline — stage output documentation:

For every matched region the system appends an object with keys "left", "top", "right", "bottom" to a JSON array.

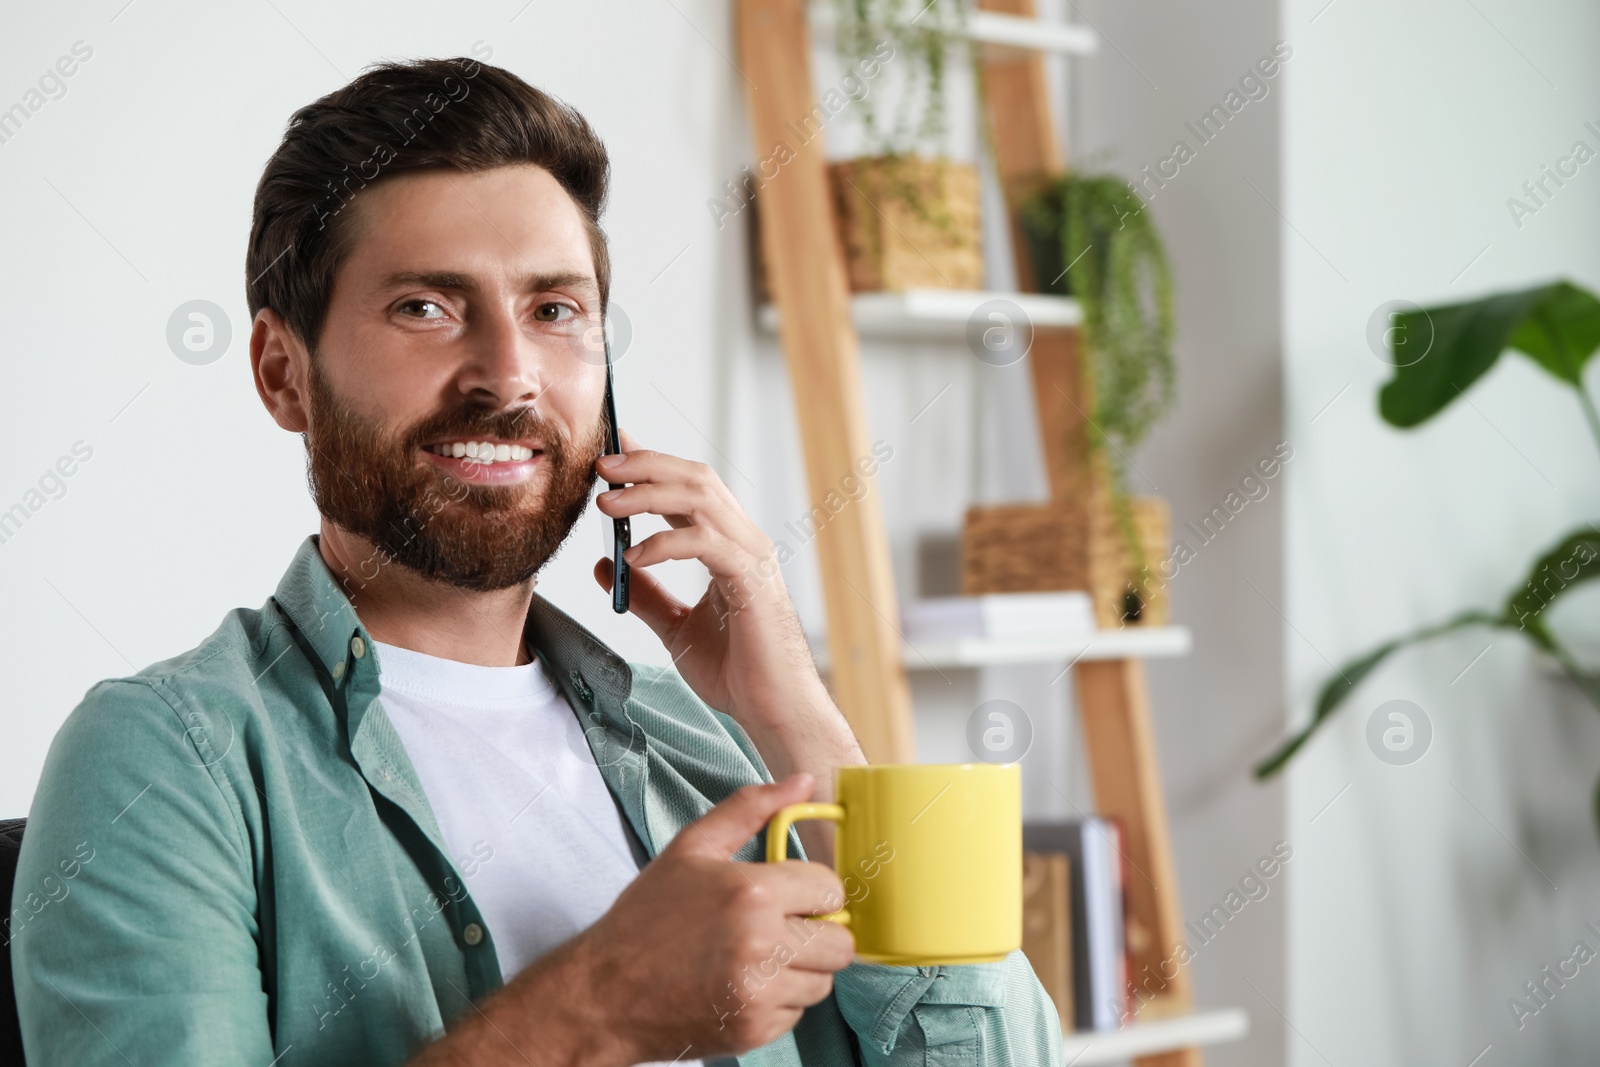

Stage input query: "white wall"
[{"left": 1281, "top": 0, "right": 1600, "bottom": 1062}]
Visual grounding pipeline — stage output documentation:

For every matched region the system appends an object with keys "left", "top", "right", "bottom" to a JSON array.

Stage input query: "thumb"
[{"left": 676, "top": 774, "right": 815, "bottom": 860}]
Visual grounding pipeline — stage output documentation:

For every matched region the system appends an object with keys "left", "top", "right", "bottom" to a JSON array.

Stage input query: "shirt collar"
[{"left": 269, "top": 534, "right": 635, "bottom": 707}]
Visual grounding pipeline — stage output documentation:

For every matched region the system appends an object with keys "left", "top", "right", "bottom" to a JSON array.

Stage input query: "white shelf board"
[
  {"left": 968, "top": 11, "right": 1099, "bottom": 57},
  {"left": 759, "top": 289, "right": 1082, "bottom": 342},
  {"left": 810, "top": 626, "right": 1191, "bottom": 672},
  {"left": 904, "top": 625, "right": 1191, "bottom": 669},
  {"left": 808, "top": 8, "right": 1098, "bottom": 58},
  {"left": 1062, "top": 1008, "right": 1249, "bottom": 1065}
]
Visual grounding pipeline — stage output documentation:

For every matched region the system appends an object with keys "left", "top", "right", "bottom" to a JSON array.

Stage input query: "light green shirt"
[{"left": 11, "top": 535, "right": 1063, "bottom": 1065}]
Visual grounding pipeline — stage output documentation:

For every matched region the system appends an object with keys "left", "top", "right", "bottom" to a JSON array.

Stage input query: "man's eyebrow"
[
  {"left": 523, "top": 270, "right": 600, "bottom": 296},
  {"left": 380, "top": 270, "right": 475, "bottom": 292},
  {"left": 378, "top": 270, "right": 599, "bottom": 295}
]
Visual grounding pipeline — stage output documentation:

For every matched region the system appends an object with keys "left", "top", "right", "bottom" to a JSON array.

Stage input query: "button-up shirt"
[{"left": 10, "top": 535, "right": 1064, "bottom": 1065}]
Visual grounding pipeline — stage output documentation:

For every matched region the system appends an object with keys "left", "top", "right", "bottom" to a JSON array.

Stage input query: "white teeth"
[{"left": 427, "top": 441, "right": 536, "bottom": 464}]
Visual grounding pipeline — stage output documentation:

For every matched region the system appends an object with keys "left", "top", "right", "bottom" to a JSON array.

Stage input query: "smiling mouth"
[{"left": 421, "top": 438, "right": 542, "bottom": 464}]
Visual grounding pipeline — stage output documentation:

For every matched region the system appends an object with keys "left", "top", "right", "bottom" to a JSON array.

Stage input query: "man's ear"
[{"left": 251, "top": 307, "right": 311, "bottom": 433}]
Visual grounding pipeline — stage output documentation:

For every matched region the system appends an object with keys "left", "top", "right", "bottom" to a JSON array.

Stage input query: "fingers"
[
  {"left": 592, "top": 557, "right": 691, "bottom": 641},
  {"left": 597, "top": 481, "right": 774, "bottom": 561},
  {"left": 674, "top": 776, "right": 814, "bottom": 860},
  {"left": 622, "top": 526, "right": 746, "bottom": 577},
  {"left": 781, "top": 917, "right": 857, "bottom": 974},
  {"left": 597, "top": 447, "right": 717, "bottom": 491},
  {"left": 595, "top": 452, "right": 741, "bottom": 523},
  {"left": 753, "top": 860, "right": 849, "bottom": 923},
  {"left": 623, "top": 527, "right": 787, "bottom": 620},
  {"left": 593, "top": 440, "right": 775, "bottom": 564},
  {"left": 770, "top": 969, "right": 837, "bottom": 1010},
  {"left": 595, "top": 479, "right": 727, "bottom": 527},
  {"left": 727, "top": 969, "right": 836, "bottom": 1020},
  {"left": 718, "top": 953, "right": 839, "bottom": 1042}
]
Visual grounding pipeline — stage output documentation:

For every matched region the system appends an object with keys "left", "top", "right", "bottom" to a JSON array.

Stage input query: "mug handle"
[{"left": 766, "top": 802, "right": 850, "bottom": 925}]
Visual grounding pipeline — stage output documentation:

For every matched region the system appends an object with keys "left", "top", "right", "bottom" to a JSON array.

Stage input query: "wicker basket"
[
  {"left": 959, "top": 502, "right": 1088, "bottom": 596},
  {"left": 961, "top": 495, "right": 1171, "bottom": 628},
  {"left": 828, "top": 156, "right": 984, "bottom": 292}
]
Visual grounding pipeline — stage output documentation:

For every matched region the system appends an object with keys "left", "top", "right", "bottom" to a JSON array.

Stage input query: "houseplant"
[
  {"left": 831, "top": 0, "right": 970, "bottom": 154},
  {"left": 825, "top": 0, "right": 981, "bottom": 291},
  {"left": 1254, "top": 280, "right": 1600, "bottom": 831},
  {"left": 1019, "top": 175, "right": 1178, "bottom": 619}
]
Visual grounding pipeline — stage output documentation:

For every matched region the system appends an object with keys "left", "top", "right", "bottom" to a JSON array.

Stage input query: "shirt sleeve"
[
  {"left": 9, "top": 677, "right": 274, "bottom": 1065},
  {"left": 831, "top": 954, "right": 1065, "bottom": 1065}
]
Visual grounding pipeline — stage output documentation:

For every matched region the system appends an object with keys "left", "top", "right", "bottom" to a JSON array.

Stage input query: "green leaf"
[
  {"left": 1254, "top": 610, "right": 1498, "bottom": 779},
  {"left": 1507, "top": 283, "right": 1600, "bottom": 386},
  {"left": 1377, "top": 281, "right": 1600, "bottom": 428},
  {"left": 1258, "top": 527, "right": 1600, "bottom": 779},
  {"left": 1501, "top": 525, "right": 1600, "bottom": 642}
]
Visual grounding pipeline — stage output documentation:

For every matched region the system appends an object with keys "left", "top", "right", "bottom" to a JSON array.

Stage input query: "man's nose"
[{"left": 456, "top": 303, "right": 546, "bottom": 409}]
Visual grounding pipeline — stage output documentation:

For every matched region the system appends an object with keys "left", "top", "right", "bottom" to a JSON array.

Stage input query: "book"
[
  {"left": 1022, "top": 851, "right": 1073, "bottom": 1028},
  {"left": 1024, "top": 819, "right": 1127, "bottom": 1031},
  {"left": 900, "top": 591, "right": 1095, "bottom": 644},
  {"left": 1107, "top": 815, "right": 1145, "bottom": 1016}
]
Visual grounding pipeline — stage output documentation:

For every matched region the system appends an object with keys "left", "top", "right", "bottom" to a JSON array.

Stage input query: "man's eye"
[
  {"left": 533, "top": 302, "right": 574, "bottom": 323},
  {"left": 398, "top": 299, "right": 445, "bottom": 320}
]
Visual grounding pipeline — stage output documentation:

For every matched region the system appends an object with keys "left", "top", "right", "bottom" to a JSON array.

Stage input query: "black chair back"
[{"left": 1, "top": 818, "right": 27, "bottom": 1065}]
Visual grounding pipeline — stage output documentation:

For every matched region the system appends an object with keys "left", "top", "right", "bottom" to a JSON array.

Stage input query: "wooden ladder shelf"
[{"left": 735, "top": 2, "right": 1209, "bottom": 1062}]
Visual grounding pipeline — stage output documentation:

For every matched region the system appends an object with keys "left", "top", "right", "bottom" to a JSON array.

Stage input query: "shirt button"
[
  {"left": 463, "top": 923, "right": 484, "bottom": 946},
  {"left": 331, "top": 661, "right": 346, "bottom": 681},
  {"left": 350, "top": 636, "right": 367, "bottom": 659}
]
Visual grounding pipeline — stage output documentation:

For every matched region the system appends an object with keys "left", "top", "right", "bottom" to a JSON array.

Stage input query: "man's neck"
[{"left": 315, "top": 521, "right": 536, "bottom": 667}]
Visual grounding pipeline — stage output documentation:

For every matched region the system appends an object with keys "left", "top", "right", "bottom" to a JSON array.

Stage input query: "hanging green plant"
[
  {"left": 828, "top": 0, "right": 974, "bottom": 157},
  {"left": 1019, "top": 174, "right": 1178, "bottom": 609}
]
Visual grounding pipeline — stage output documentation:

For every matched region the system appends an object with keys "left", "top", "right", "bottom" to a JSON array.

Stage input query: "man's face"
[{"left": 304, "top": 164, "right": 608, "bottom": 591}]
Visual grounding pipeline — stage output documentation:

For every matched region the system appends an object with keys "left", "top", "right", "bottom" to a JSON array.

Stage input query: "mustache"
[{"left": 403, "top": 403, "right": 564, "bottom": 454}]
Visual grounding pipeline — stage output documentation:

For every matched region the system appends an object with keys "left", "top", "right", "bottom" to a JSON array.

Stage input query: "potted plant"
[
  {"left": 1018, "top": 175, "right": 1178, "bottom": 622},
  {"left": 1254, "top": 280, "right": 1600, "bottom": 834},
  {"left": 825, "top": 0, "right": 982, "bottom": 291}
]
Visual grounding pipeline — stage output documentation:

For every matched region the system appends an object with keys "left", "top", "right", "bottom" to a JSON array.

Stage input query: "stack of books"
[{"left": 1022, "top": 819, "right": 1128, "bottom": 1032}]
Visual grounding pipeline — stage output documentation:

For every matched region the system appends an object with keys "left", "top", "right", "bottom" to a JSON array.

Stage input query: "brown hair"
[{"left": 245, "top": 56, "right": 610, "bottom": 352}]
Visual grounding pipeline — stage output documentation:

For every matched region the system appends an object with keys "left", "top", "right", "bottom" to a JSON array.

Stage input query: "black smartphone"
[{"left": 602, "top": 334, "right": 630, "bottom": 614}]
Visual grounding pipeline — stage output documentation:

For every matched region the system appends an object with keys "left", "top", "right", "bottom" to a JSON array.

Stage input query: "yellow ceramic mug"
[{"left": 765, "top": 763, "right": 1022, "bottom": 966}]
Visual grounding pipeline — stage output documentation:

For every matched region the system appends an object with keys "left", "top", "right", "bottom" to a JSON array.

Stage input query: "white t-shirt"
[{"left": 373, "top": 639, "right": 702, "bottom": 1067}]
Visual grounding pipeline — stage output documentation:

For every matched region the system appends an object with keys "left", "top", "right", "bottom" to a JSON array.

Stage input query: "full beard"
[{"left": 303, "top": 359, "right": 606, "bottom": 592}]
